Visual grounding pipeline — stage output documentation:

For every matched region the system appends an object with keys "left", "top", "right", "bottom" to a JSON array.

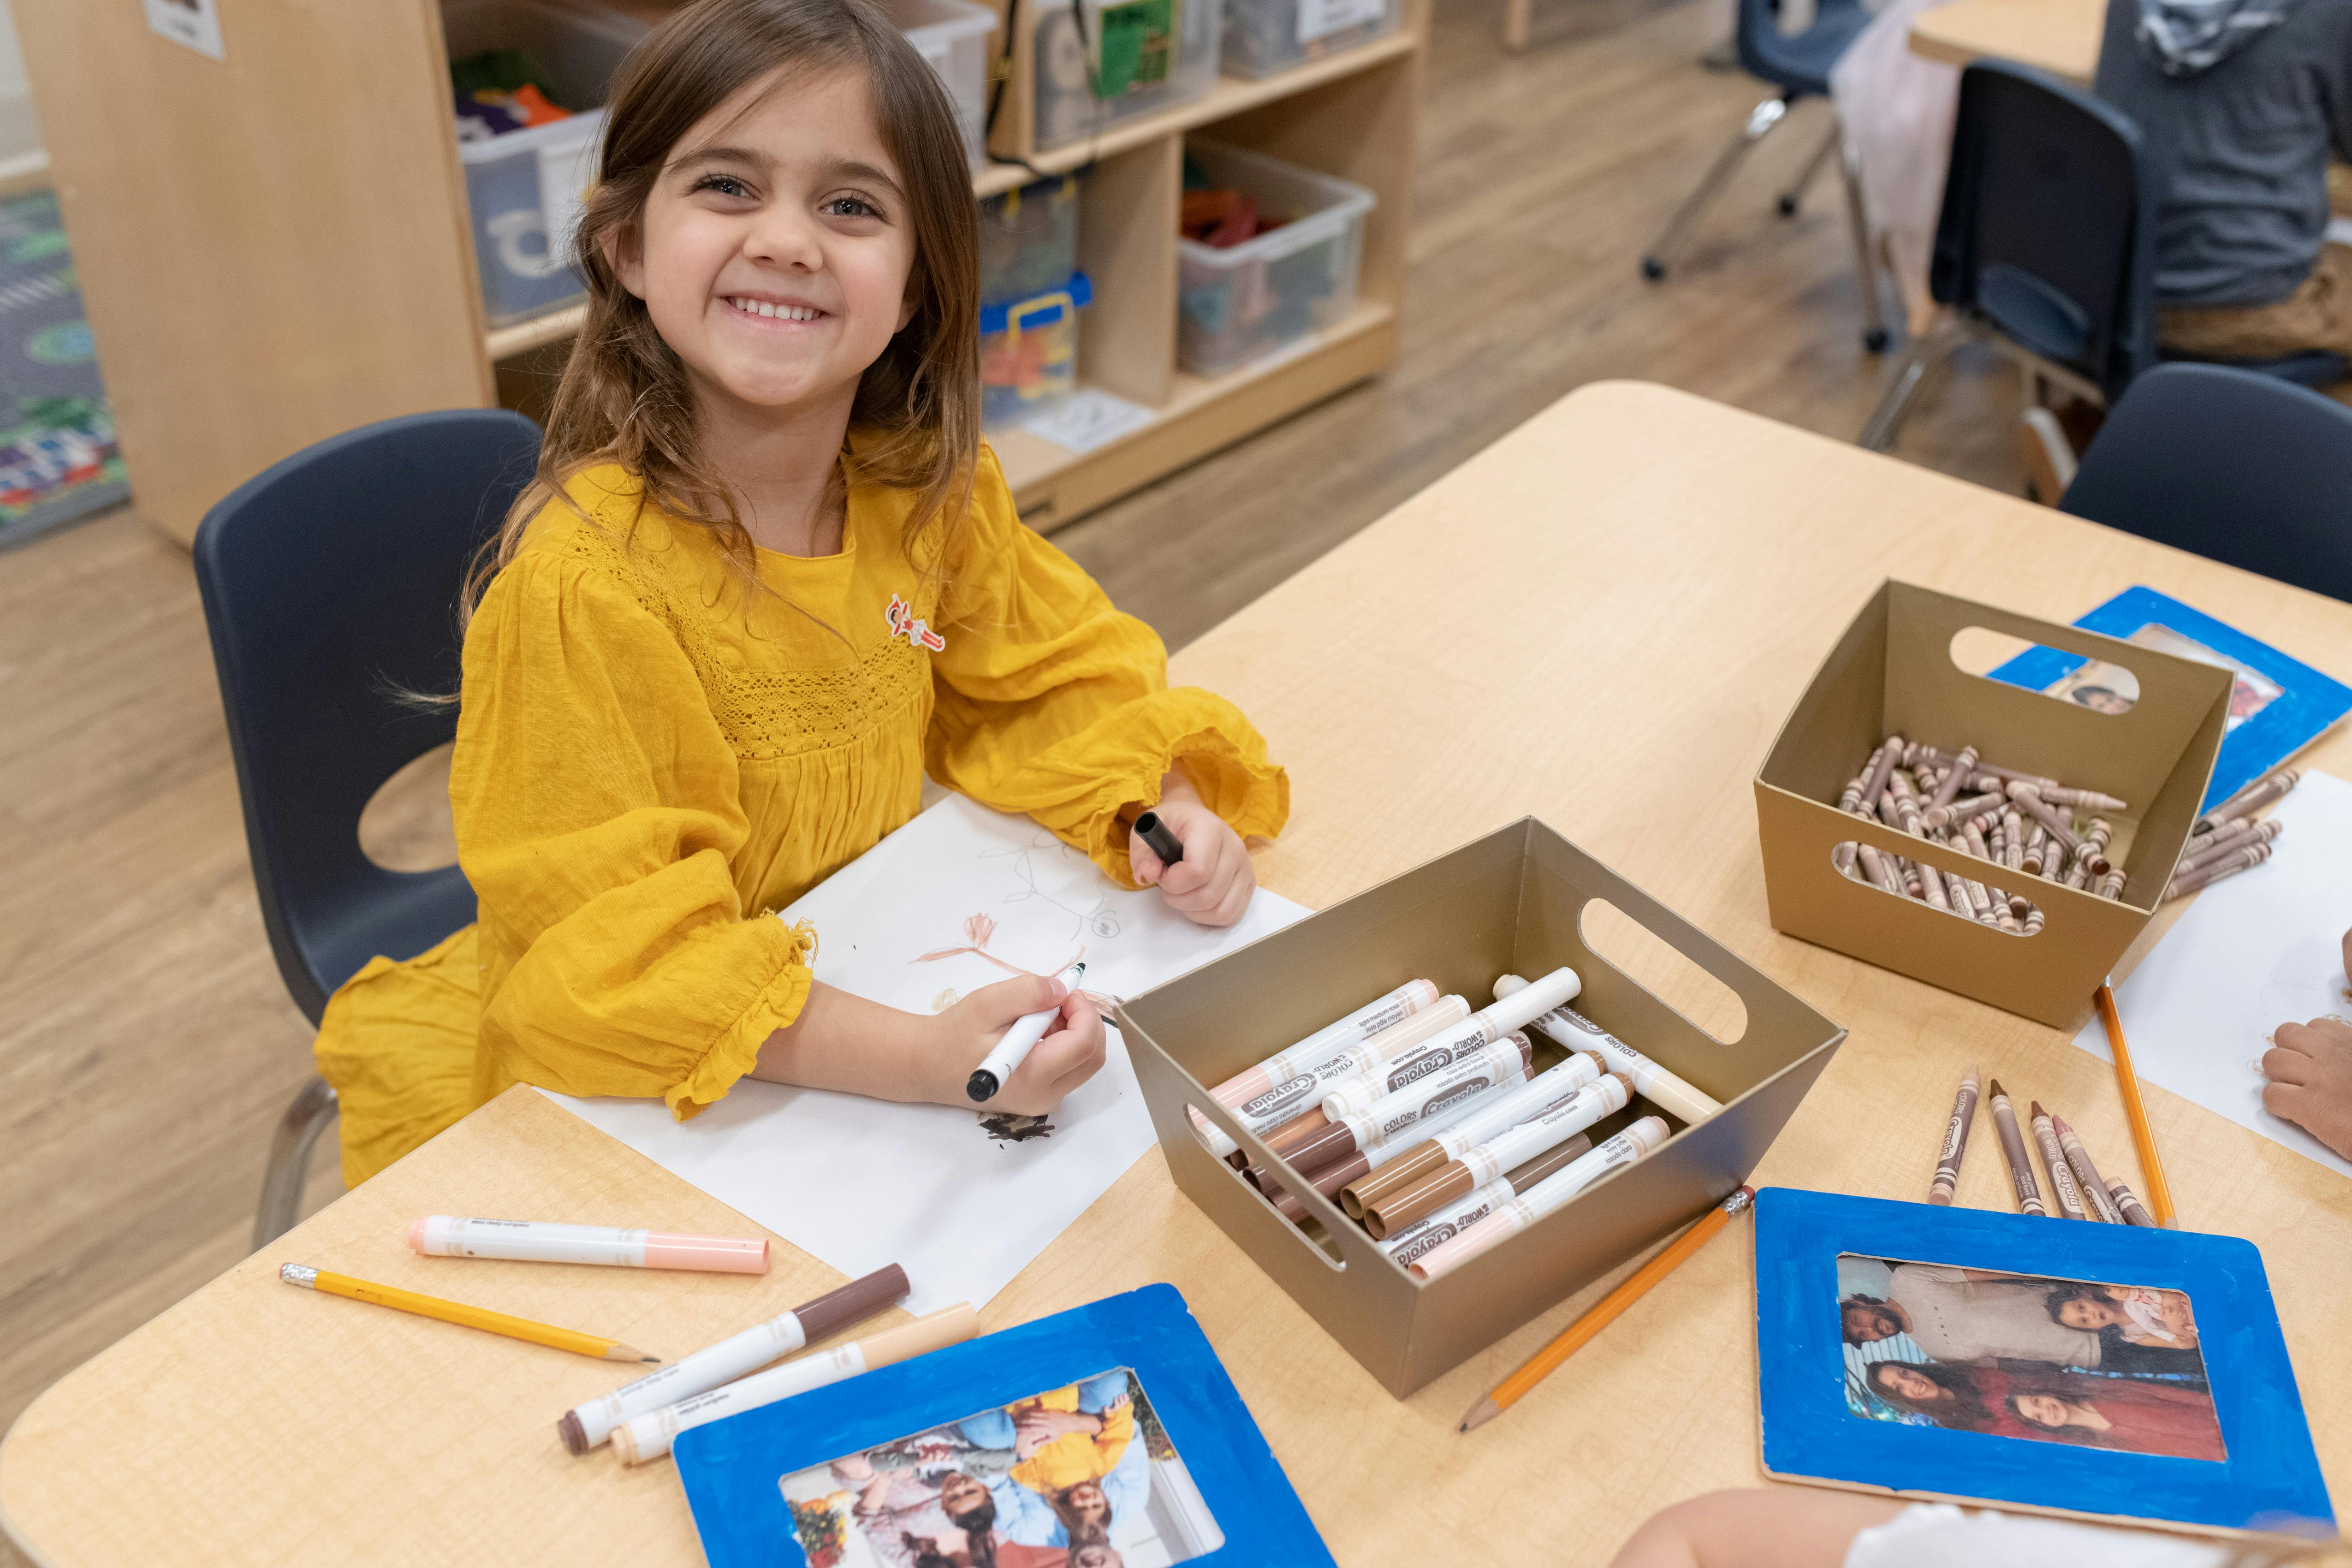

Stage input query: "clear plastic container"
[
  {"left": 878, "top": 0, "right": 997, "bottom": 170},
  {"left": 1221, "top": 0, "right": 1401, "bottom": 78},
  {"left": 1030, "top": 0, "right": 1220, "bottom": 153},
  {"left": 444, "top": 0, "right": 647, "bottom": 327},
  {"left": 980, "top": 272, "right": 1091, "bottom": 427},
  {"left": 980, "top": 174, "right": 1083, "bottom": 306},
  {"left": 1176, "top": 142, "right": 1375, "bottom": 376}
]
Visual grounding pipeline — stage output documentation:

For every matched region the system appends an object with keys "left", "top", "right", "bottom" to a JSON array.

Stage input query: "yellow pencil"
[
  {"left": 2094, "top": 980, "right": 2177, "bottom": 1229},
  {"left": 279, "top": 1264, "right": 657, "bottom": 1362},
  {"left": 1459, "top": 1186, "right": 1754, "bottom": 1433}
]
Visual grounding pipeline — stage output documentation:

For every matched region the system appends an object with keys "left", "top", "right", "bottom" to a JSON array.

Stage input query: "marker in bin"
[{"left": 967, "top": 961, "right": 1087, "bottom": 1102}]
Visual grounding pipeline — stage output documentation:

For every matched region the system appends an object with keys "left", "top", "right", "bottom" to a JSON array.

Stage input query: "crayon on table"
[
  {"left": 1495, "top": 974, "right": 1723, "bottom": 1126},
  {"left": 2027, "top": 1101, "right": 2090, "bottom": 1219},
  {"left": 277, "top": 1264, "right": 654, "bottom": 1362},
  {"left": 2167, "top": 842, "right": 2273, "bottom": 899},
  {"left": 1189, "top": 980, "right": 1444, "bottom": 1155},
  {"left": 557, "top": 1264, "right": 909, "bottom": 1454},
  {"left": 1379, "top": 1135, "right": 1595, "bottom": 1266},
  {"left": 411, "top": 1216, "right": 770, "bottom": 1274},
  {"left": 1985, "top": 1078, "right": 2047, "bottom": 1216},
  {"left": 1408, "top": 1118, "right": 1672, "bottom": 1281},
  {"left": 613, "top": 1305, "right": 978, "bottom": 1464},
  {"left": 1458, "top": 1185, "right": 1754, "bottom": 1433},
  {"left": 1203, "top": 992, "right": 1473, "bottom": 1163},
  {"left": 1928, "top": 1065, "right": 1978, "bottom": 1205},
  {"left": 1363, "top": 1075, "right": 1630, "bottom": 1238},
  {"left": 1250, "top": 1062, "right": 1530, "bottom": 1194},
  {"left": 2195, "top": 768, "right": 2297, "bottom": 832},
  {"left": 2107, "top": 1177, "right": 2158, "bottom": 1227},
  {"left": 2051, "top": 1113, "right": 2124, "bottom": 1224},
  {"left": 1340, "top": 1053, "right": 1604, "bottom": 1217}
]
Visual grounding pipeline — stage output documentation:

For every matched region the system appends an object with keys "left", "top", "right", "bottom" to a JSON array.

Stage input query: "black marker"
[{"left": 1135, "top": 811, "right": 1185, "bottom": 866}]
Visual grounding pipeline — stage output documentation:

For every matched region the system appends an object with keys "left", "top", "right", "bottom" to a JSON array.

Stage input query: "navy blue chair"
[
  {"left": 1860, "top": 62, "right": 2345, "bottom": 451},
  {"left": 2060, "top": 363, "right": 2352, "bottom": 603},
  {"left": 194, "top": 409, "right": 541, "bottom": 1245},
  {"left": 1641, "top": 0, "right": 1888, "bottom": 351}
]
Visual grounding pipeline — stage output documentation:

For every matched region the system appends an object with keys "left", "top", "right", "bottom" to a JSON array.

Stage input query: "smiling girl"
[{"left": 313, "top": 0, "right": 1286, "bottom": 1185}]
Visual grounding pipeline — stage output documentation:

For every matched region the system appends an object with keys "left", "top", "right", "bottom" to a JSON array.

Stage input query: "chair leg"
[
  {"left": 1642, "top": 95, "right": 1789, "bottom": 281},
  {"left": 1859, "top": 318, "right": 1966, "bottom": 451},
  {"left": 1776, "top": 120, "right": 1841, "bottom": 217},
  {"left": 1838, "top": 137, "right": 1891, "bottom": 354},
  {"left": 253, "top": 1075, "right": 339, "bottom": 1251}
]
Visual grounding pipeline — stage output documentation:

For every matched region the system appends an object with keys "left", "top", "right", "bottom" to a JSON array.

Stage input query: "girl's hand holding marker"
[{"left": 1130, "top": 770, "right": 1257, "bottom": 928}]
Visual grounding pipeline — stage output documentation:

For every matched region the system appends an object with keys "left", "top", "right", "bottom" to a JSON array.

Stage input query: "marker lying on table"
[
  {"left": 278, "top": 1264, "right": 655, "bottom": 1362},
  {"left": 412, "top": 1216, "right": 770, "bottom": 1274},
  {"left": 558, "top": 1264, "right": 909, "bottom": 1455},
  {"left": 613, "top": 1304, "right": 978, "bottom": 1465},
  {"left": 1493, "top": 974, "right": 1723, "bottom": 1126},
  {"left": 1134, "top": 810, "right": 1186, "bottom": 866},
  {"left": 967, "top": 962, "right": 1086, "bottom": 1102}
]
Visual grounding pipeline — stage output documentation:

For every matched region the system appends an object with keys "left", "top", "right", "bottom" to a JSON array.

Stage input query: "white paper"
[
  {"left": 1017, "top": 387, "right": 1157, "bottom": 455},
  {"left": 548, "top": 795, "right": 1310, "bottom": 1311},
  {"left": 144, "top": 0, "right": 226, "bottom": 59},
  {"left": 2068, "top": 771, "right": 2352, "bottom": 1181},
  {"left": 1295, "top": 0, "right": 1385, "bottom": 42}
]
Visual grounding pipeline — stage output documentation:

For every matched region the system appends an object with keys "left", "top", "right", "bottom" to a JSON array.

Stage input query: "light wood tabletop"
[
  {"left": 1909, "top": 0, "right": 2103, "bottom": 83},
  {"left": 6, "top": 381, "right": 2350, "bottom": 1567}
]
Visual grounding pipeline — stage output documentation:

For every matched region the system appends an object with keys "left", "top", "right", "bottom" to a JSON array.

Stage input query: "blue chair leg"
[
  {"left": 1643, "top": 95, "right": 1791, "bottom": 280},
  {"left": 253, "top": 1075, "right": 339, "bottom": 1250}
]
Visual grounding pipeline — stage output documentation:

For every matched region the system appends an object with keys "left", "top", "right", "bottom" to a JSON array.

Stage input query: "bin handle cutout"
[
  {"left": 1949, "top": 626, "right": 2136, "bottom": 715},
  {"left": 1578, "top": 898, "right": 1748, "bottom": 1045}
]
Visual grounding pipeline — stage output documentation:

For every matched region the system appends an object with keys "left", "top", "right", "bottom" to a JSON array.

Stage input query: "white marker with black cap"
[{"left": 966, "top": 961, "right": 1087, "bottom": 1102}]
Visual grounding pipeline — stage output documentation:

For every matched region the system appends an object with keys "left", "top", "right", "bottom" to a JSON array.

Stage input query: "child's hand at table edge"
[
  {"left": 942, "top": 972, "right": 1105, "bottom": 1115},
  {"left": 2263, "top": 1016, "right": 2352, "bottom": 1162},
  {"left": 1130, "top": 771, "right": 1254, "bottom": 928}
]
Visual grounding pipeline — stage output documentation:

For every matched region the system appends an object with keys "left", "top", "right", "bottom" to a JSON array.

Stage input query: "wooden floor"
[{"left": 0, "top": 0, "right": 2027, "bottom": 1558}]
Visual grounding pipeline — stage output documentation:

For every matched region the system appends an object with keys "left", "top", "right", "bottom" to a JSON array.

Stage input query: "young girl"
[{"left": 315, "top": 0, "right": 1286, "bottom": 1185}]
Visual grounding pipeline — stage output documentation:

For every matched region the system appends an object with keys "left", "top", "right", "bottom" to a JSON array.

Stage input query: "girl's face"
[
  {"left": 1876, "top": 1366, "right": 1943, "bottom": 1403},
  {"left": 2059, "top": 1297, "right": 2123, "bottom": 1330},
  {"left": 619, "top": 65, "right": 917, "bottom": 421},
  {"left": 2013, "top": 1393, "right": 2072, "bottom": 1429},
  {"left": 938, "top": 1473, "right": 988, "bottom": 1520}
]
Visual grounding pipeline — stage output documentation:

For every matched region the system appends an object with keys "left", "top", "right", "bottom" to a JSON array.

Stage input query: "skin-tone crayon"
[
  {"left": 2107, "top": 1177, "right": 2158, "bottom": 1227},
  {"left": 2027, "top": 1101, "right": 2090, "bottom": 1219},
  {"left": 1929, "top": 1065, "right": 1978, "bottom": 1205},
  {"left": 2051, "top": 1113, "right": 2124, "bottom": 1224},
  {"left": 1985, "top": 1079, "right": 2047, "bottom": 1216}
]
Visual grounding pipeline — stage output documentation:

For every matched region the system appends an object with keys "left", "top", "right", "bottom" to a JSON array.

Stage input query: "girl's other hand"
[
  {"left": 2263, "top": 1016, "right": 2352, "bottom": 1160},
  {"left": 1131, "top": 777, "right": 1254, "bottom": 928},
  {"left": 938, "top": 973, "right": 1105, "bottom": 1113}
]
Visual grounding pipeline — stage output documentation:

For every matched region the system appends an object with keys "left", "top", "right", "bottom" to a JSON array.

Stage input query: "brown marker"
[
  {"left": 1986, "top": 1078, "right": 2046, "bottom": 1216},
  {"left": 1338, "top": 1053, "right": 1604, "bottom": 1218},
  {"left": 1364, "top": 1075, "right": 1630, "bottom": 1238},
  {"left": 1280, "top": 1035, "right": 1535, "bottom": 1174},
  {"left": 1378, "top": 1134, "right": 1595, "bottom": 1265}
]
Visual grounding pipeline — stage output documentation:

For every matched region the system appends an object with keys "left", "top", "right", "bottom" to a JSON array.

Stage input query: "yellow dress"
[{"left": 313, "top": 445, "right": 1288, "bottom": 1186}]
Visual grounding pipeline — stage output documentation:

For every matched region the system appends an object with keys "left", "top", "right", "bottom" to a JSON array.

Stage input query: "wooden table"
[
  {"left": 1909, "top": 0, "right": 2102, "bottom": 83},
  {"left": 7, "top": 382, "right": 2351, "bottom": 1567}
]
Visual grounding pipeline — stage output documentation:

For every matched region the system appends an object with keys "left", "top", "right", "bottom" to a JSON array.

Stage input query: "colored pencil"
[
  {"left": 1458, "top": 1186, "right": 1753, "bottom": 1433},
  {"left": 279, "top": 1263, "right": 656, "bottom": 1361},
  {"left": 2094, "top": 981, "right": 2177, "bottom": 1229}
]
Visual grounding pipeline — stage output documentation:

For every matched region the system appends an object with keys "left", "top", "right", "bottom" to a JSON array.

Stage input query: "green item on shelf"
[
  {"left": 1093, "top": 0, "right": 1176, "bottom": 96},
  {"left": 450, "top": 48, "right": 567, "bottom": 104}
]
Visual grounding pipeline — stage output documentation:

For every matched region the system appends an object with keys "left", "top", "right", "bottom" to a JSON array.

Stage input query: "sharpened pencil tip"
[{"left": 1458, "top": 1397, "right": 1500, "bottom": 1433}]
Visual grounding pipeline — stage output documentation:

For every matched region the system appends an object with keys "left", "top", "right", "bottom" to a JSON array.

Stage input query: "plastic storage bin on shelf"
[
  {"left": 1222, "top": 0, "right": 1401, "bottom": 79},
  {"left": 879, "top": 0, "right": 997, "bottom": 169},
  {"left": 1030, "top": 0, "right": 1220, "bottom": 153},
  {"left": 445, "top": 0, "right": 648, "bottom": 327},
  {"left": 980, "top": 175, "right": 1083, "bottom": 306},
  {"left": 1176, "top": 142, "right": 1375, "bottom": 377},
  {"left": 980, "top": 273, "right": 1091, "bottom": 428}
]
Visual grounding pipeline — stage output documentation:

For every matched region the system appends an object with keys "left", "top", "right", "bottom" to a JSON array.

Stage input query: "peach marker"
[
  {"left": 1193, "top": 985, "right": 1465, "bottom": 1161},
  {"left": 1408, "top": 1117, "right": 1672, "bottom": 1281},
  {"left": 411, "top": 1216, "right": 768, "bottom": 1274}
]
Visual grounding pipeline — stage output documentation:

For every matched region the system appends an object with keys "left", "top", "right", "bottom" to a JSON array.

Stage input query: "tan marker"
[
  {"left": 1407, "top": 1119, "right": 1672, "bottom": 1281},
  {"left": 1366, "top": 1076, "right": 1629, "bottom": 1238},
  {"left": 1341, "top": 1052, "right": 1604, "bottom": 1218},
  {"left": 1289, "top": 1039, "right": 1535, "bottom": 1172},
  {"left": 1199, "top": 989, "right": 1471, "bottom": 1162},
  {"left": 1379, "top": 1135, "right": 1594, "bottom": 1267},
  {"left": 1497, "top": 975, "right": 1723, "bottom": 1125}
]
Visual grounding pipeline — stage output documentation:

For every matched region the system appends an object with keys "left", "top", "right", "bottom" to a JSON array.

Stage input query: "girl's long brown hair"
[{"left": 462, "top": 0, "right": 981, "bottom": 624}]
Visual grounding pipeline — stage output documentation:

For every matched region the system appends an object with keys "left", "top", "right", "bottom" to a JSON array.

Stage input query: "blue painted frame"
[
  {"left": 674, "top": 1284, "right": 1334, "bottom": 1568},
  {"left": 1986, "top": 585, "right": 2352, "bottom": 813},
  {"left": 1754, "top": 1188, "right": 2334, "bottom": 1535}
]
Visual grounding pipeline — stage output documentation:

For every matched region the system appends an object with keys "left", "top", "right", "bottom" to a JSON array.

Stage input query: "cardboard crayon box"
[
  {"left": 1753, "top": 581, "right": 2233, "bottom": 1031},
  {"left": 1117, "top": 818, "right": 1845, "bottom": 1399}
]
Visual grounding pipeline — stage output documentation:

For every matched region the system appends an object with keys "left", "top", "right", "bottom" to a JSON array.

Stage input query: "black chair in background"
[
  {"left": 193, "top": 409, "right": 541, "bottom": 1247},
  {"left": 1640, "top": 0, "right": 1889, "bottom": 353},
  {"left": 2060, "top": 363, "right": 2352, "bottom": 603},
  {"left": 1860, "top": 61, "right": 2345, "bottom": 451}
]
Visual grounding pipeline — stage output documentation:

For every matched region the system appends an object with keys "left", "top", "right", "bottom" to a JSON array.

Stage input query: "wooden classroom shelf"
[{"left": 16, "top": 0, "right": 1423, "bottom": 544}]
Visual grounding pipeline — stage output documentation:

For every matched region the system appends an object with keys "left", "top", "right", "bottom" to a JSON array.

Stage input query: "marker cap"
[
  {"left": 793, "top": 1263, "right": 912, "bottom": 1343},
  {"left": 644, "top": 1232, "right": 771, "bottom": 1274}
]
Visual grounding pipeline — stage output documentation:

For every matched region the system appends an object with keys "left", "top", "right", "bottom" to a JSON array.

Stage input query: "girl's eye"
[
  {"left": 823, "top": 195, "right": 883, "bottom": 219},
  {"left": 693, "top": 174, "right": 754, "bottom": 199}
]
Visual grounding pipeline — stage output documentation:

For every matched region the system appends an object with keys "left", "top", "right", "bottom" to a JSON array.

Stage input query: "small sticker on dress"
[{"left": 885, "top": 594, "right": 946, "bottom": 652}]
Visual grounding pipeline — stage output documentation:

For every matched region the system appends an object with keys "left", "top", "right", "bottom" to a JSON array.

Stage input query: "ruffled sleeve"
[
  {"left": 923, "top": 445, "right": 1289, "bottom": 886},
  {"left": 451, "top": 544, "right": 813, "bottom": 1120}
]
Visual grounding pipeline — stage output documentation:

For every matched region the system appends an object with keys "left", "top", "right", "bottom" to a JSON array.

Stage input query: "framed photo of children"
[
  {"left": 1753, "top": 1189, "right": 2335, "bottom": 1538},
  {"left": 675, "top": 1286, "right": 1335, "bottom": 1568}
]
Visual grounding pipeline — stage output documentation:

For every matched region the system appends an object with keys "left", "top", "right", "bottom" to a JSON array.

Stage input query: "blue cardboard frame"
[
  {"left": 1986, "top": 585, "right": 2352, "bottom": 813},
  {"left": 1755, "top": 1188, "right": 2334, "bottom": 1536},
  {"left": 674, "top": 1284, "right": 1333, "bottom": 1568}
]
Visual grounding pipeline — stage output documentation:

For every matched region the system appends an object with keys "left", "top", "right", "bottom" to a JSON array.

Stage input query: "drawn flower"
[{"left": 965, "top": 913, "right": 997, "bottom": 948}]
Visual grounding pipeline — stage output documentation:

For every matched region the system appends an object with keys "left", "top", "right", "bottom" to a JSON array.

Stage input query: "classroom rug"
[{"left": 0, "top": 188, "right": 128, "bottom": 552}]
